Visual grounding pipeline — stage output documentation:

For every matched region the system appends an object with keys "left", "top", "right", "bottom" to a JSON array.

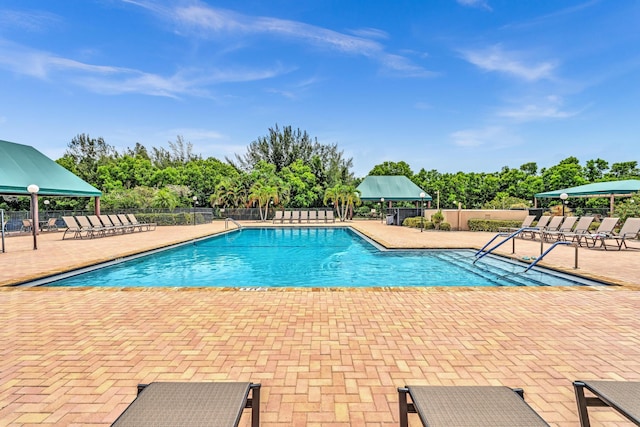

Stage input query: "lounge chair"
[
  {"left": 101, "top": 215, "right": 128, "bottom": 234},
  {"left": 317, "top": 210, "right": 326, "bottom": 223},
  {"left": 20, "top": 219, "right": 33, "bottom": 232},
  {"left": 308, "top": 210, "right": 317, "bottom": 223},
  {"left": 75, "top": 215, "right": 106, "bottom": 238},
  {"left": 272, "top": 210, "right": 283, "bottom": 223},
  {"left": 326, "top": 210, "right": 335, "bottom": 223},
  {"left": 109, "top": 214, "right": 135, "bottom": 233},
  {"left": 282, "top": 210, "right": 292, "bottom": 223},
  {"left": 398, "top": 385, "right": 549, "bottom": 427},
  {"left": 520, "top": 216, "right": 551, "bottom": 240},
  {"left": 573, "top": 380, "right": 640, "bottom": 427},
  {"left": 499, "top": 214, "right": 536, "bottom": 232},
  {"left": 554, "top": 216, "right": 595, "bottom": 242},
  {"left": 118, "top": 214, "right": 144, "bottom": 232},
  {"left": 61, "top": 216, "right": 84, "bottom": 240},
  {"left": 40, "top": 217, "right": 59, "bottom": 232},
  {"left": 529, "top": 215, "right": 564, "bottom": 240},
  {"left": 299, "top": 210, "right": 309, "bottom": 223},
  {"left": 595, "top": 217, "right": 640, "bottom": 250},
  {"left": 572, "top": 217, "right": 620, "bottom": 247},
  {"left": 543, "top": 216, "right": 578, "bottom": 241},
  {"left": 88, "top": 215, "right": 116, "bottom": 235},
  {"left": 111, "top": 382, "right": 261, "bottom": 427},
  {"left": 127, "top": 213, "right": 156, "bottom": 231},
  {"left": 290, "top": 210, "right": 299, "bottom": 223}
]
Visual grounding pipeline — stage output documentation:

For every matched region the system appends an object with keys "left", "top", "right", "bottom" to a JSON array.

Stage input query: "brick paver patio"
[{"left": 1, "top": 221, "right": 638, "bottom": 426}]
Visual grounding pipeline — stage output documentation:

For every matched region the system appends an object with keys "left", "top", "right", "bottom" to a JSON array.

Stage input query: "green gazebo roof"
[
  {"left": 356, "top": 176, "right": 431, "bottom": 201},
  {"left": 0, "top": 139, "right": 101, "bottom": 197},
  {"left": 535, "top": 180, "right": 640, "bottom": 198}
]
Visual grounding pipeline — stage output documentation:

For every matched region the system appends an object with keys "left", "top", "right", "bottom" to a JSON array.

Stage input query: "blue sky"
[{"left": 1, "top": 0, "right": 639, "bottom": 177}]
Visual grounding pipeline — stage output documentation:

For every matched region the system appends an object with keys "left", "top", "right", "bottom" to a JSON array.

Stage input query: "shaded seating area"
[
  {"left": 398, "top": 385, "right": 549, "bottom": 427},
  {"left": 573, "top": 380, "right": 640, "bottom": 427},
  {"left": 111, "top": 382, "right": 261, "bottom": 427}
]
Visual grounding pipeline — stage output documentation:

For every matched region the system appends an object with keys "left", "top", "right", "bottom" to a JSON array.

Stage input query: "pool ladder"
[
  {"left": 474, "top": 228, "right": 579, "bottom": 272},
  {"left": 225, "top": 217, "right": 242, "bottom": 230}
]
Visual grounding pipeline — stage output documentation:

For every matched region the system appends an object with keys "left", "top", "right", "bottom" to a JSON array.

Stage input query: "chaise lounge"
[
  {"left": 594, "top": 217, "right": 640, "bottom": 250},
  {"left": 398, "top": 385, "right": 549, "bottom": 427},
  {"left": 573, "top": 380, "right": 640, "bottom": 427},
  {"left": 111, "top": 381, "right": 261, "bottom": 427}
]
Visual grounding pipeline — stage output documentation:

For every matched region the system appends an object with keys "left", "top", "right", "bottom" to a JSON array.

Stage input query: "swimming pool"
[{"left": 38, "top": 227, "right": 604, "bottom": 288}]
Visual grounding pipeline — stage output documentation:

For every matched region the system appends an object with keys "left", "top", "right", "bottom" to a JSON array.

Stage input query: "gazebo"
[
  {"left": 534, "top": 179, "right": 640, "bottom": 215},
  {"left": 0, "top": 139, "right": 101, "bottom": 239},
  {"left": 356, "top": 176, "right": 431, "bottom": 225}
]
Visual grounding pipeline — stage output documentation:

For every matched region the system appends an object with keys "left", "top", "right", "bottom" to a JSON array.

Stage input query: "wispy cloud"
[
  {"left": 0, "top": 39, "right": 286, "bottom": 98},
  {"left": 125, "top": 0, "right": 434, "bottom": 77},
  {"left": 0, "top": 8, "right": 61, "bottom": 32},
  {"left": 457, "top": 0, "right": 492, "bottom": 12},
  {"left": 460, "top": 44, "right": 556, "bottom": 81},
  {"left": 450, "top": 126, "right": 521, "bottom": 148},
  {"left": 498, "top": 95, "right": 583, "bottom": 121}
]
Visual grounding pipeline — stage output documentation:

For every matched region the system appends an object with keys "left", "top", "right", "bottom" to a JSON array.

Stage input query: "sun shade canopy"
[
  {"left": 357, "top": 175, "right": 431, "bottom": 201},
  {"left": 535, "top": 180, "right": 640, "bottom": 198},
  {"left": 0, "top": 139, "right": 101, "bottom": 197}
]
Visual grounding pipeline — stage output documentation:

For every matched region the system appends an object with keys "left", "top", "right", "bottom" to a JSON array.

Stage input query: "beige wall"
[{"left": 424, "top": 209, "right": 528, "bottom": 231}]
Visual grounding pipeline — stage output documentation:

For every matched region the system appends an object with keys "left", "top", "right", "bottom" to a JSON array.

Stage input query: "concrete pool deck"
[{"left": 0, "top": 220, "right": 639, "bottom": 426}]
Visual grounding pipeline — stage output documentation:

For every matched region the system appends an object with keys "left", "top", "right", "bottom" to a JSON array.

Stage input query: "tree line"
[{"left": 2, "top": 125, "right": 639, "bottom": 220}]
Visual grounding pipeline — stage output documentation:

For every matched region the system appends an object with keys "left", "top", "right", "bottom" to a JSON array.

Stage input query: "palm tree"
[
  {"left": 249, "top": 181, "right": 280, "bottom": 221},
  {"left": 324, "top": 184, "right": 361, "bottom": 221}
]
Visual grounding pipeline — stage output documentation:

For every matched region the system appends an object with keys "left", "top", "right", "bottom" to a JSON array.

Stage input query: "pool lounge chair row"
[
  {"left": 62, "top": 214, "right": 156, "bottom": 240},
  {"left": 272, "top": 209, "right": 336, "bottom": 224},
  {"left": 110, "top": 379, "right": 639, "bottom": 426},
  {"left": 510, "top": 215, "right": 640, "bottom": 250}
]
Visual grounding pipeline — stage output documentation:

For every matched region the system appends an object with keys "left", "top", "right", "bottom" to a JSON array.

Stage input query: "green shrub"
[
  {"left": 468, "top": 219, "right": 522, "bottom": 232},
  {"left": 402, "top": 216, "right": 434, "bottom": 229},
  {"left": 439, "top": 222, "right": 451, "bottom": 231}
]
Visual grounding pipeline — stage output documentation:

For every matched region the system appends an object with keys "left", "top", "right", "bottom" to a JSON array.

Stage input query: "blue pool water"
[{"left": 41, "top": 227, "right": 602, "bottom": 288}]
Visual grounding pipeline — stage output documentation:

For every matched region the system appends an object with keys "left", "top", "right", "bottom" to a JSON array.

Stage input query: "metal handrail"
[
  {"left": 473, "top": 227, "right": 537, "bottom": 264},
  {"left": 522, "top": 241, "right": 573, "bottom": 272},
  {"left": 225, "top": 217, "right": 242, "bottom": 230}
]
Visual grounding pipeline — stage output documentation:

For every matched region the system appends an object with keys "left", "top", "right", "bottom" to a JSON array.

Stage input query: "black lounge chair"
[
  {"left": 398, "top": 385, "right": 549, "bottom": 427},
  {"left": 112, "top": 381, "right": 261, "bottom": 427},
  {"left": 574, "top": 380, "right": 640, "bottom": 426}
]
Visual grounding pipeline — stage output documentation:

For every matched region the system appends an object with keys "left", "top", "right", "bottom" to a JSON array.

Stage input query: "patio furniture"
[
  {"left": 299, "top": 210, "right": 309, "bottom": 223},
  {"left": 553, "top": 216, "right": 595, "bottom": 242},
  {"left": 317, "top": 210, "right": 326, "bottom": 223},
  {"left": 520, "top": 216, "right": 551, "bottom": 240},
  {"left": 61, "top": 216, "right": 84, "bottom": 240},
  {"left": 20, "top": 218, "right": 33, "bottom": 232},
  {"left": 595, "top": 217, "right": 640, "bottom": 250},
  {"left": 112, "top": 382, "right": 260, "bottom": 427},
  {"left": 529, "top": 215, "right": 564, "bottom": 240},
  {"left": 118, "top": 214, "right": 144, "bottom": 232},
  {"left": 282, "top": 210, "right": 292, "bottom": 223},
  {"left": 574, "top": 380, "right": 640, "bottom": 427},
  {"left": 127, "top": 213, "right": 156, "bottom": 231},
  {"left": 499, "top": 215, "right": 536, "bottom": 233},
  {"left": 108, "top": 214, "right": 135, "bottom": 233},
  {"left": 272, "top": 210, "right": 283, "bottom": 223},
  {"left": 543, "top": 216, "right": 578, "bottom": 241},
  {"left": 398, "top": 385, "right": 549, "bottom": 427},
  {"left": 572, "top": 217, "right": 620, "bottom": 247},
  {"left": 290, "top": 210, "right": 299, "bottom": 223},
  {"left": 40, "top": 217, "right": 59, "bottom": 232},
  {"left": 75, "top": 215, "right": 107, "bottom": 238},
  {"left": 326, "top": 210, "right": 335, "bottom": 223}
]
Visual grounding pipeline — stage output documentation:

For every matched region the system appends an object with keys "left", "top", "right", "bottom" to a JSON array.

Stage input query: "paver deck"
[{"left": 1, "top": 220, "right": 639, "bottom": 426}]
